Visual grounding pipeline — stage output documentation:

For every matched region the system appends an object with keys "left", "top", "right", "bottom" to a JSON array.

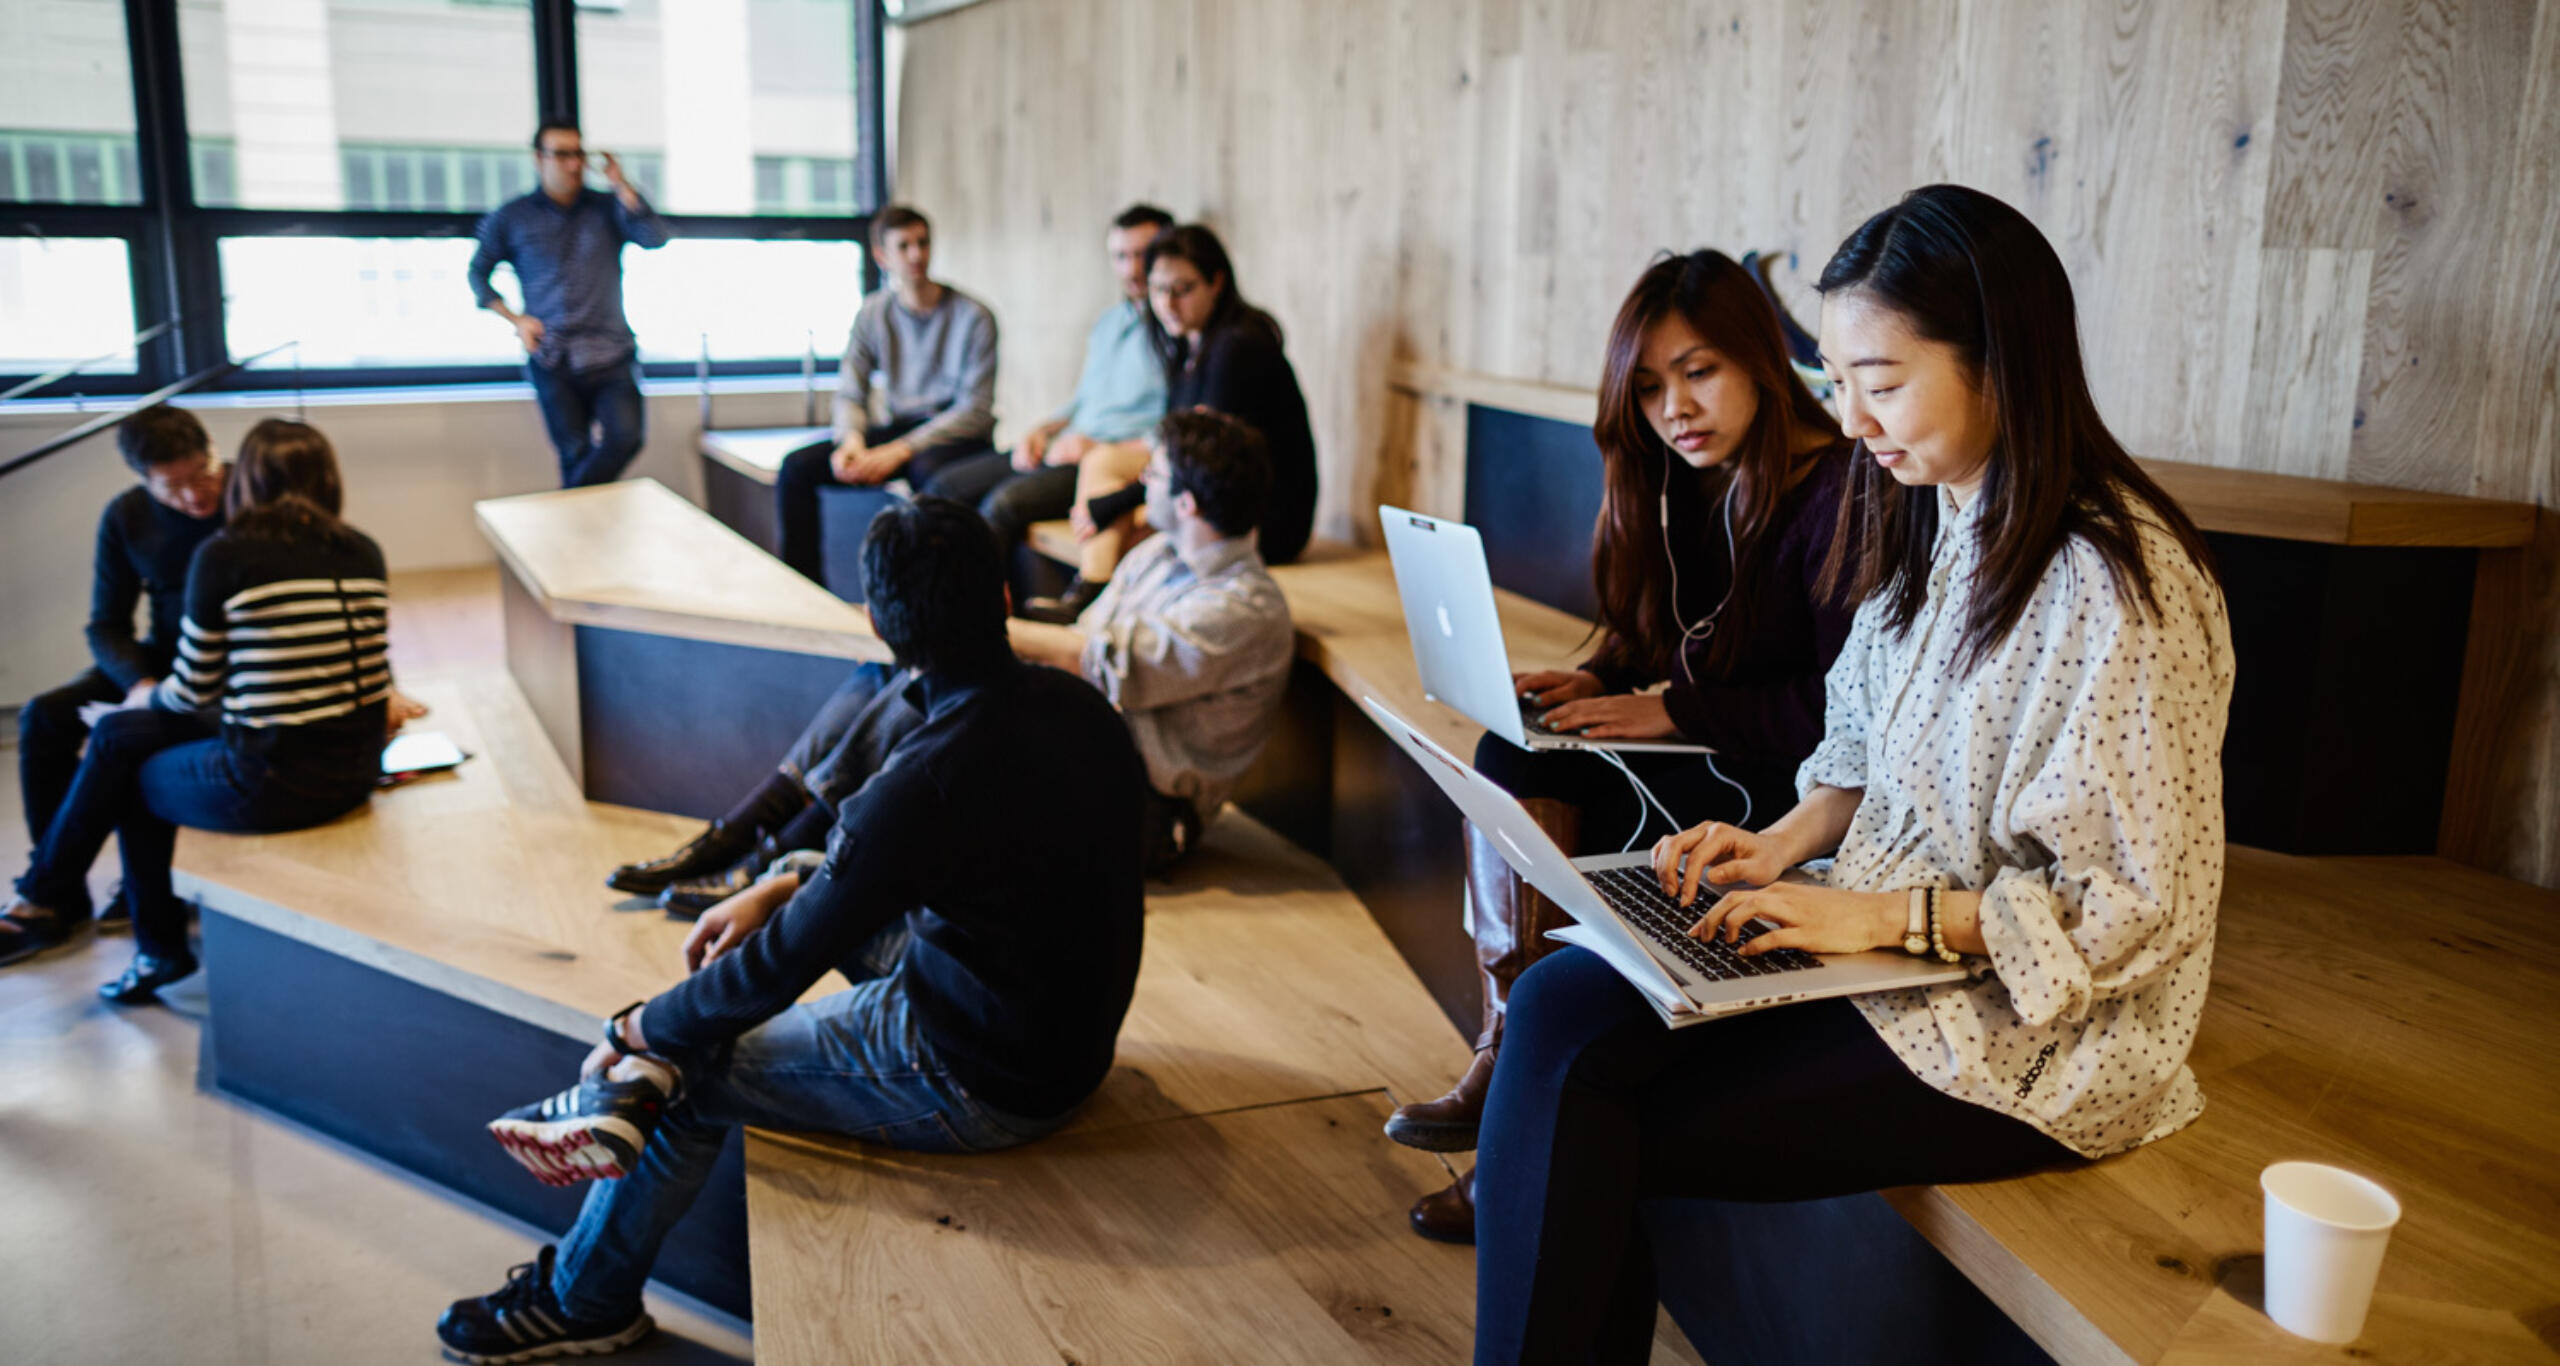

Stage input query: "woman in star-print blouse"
[{"left": 1468, "top": 184, "right": 2235, "bottom": 1365}]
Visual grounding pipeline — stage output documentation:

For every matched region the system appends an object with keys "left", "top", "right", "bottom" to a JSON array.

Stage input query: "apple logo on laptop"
[{"left": 1436, "top": 601, "right": 1455, "bottom": 637}]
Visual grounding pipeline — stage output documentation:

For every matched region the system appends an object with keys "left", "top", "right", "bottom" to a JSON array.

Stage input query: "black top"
[
  {"left": 1168, "top": 315, "right": 1318, "bottom": 565},
  {"left": 88, "top": 487, "right": 223, "bottom": 690},
  {"left": 154, "top": 526, "right": 393, "bottom": 791},
  {"left": 1588, "top": 445, "right": 1855, "bottom": 776},
  {"left": 643, "top": 659, "right": 1149, "bottom": 1121}
]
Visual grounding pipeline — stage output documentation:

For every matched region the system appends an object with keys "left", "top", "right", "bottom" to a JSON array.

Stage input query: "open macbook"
[
  {"left": 1380, "top": 504, "right": 1706, "bottom": 755},
  {"left": 1361, "top": 695, "right": 1968, "bottom": 1027}
]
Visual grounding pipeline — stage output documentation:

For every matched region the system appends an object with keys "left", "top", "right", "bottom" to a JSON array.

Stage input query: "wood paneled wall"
[{"left": 893, "top": 0, "right": 2560, "bottom": 888}]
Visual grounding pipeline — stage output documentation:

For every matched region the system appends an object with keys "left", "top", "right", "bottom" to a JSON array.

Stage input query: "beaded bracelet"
[{"left": 1925, "top": 887, "right": 1962, "bottom": 964}]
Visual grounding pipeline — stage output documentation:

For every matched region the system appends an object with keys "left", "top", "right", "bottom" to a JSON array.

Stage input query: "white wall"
[{"left": 0, "top": 381, "right": 822, "bottom": 709}]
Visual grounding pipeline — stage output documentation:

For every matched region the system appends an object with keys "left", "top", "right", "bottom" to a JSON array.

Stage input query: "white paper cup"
[{"left": 2261, "top": 1161, "right": 2402, "bottom": 1343}]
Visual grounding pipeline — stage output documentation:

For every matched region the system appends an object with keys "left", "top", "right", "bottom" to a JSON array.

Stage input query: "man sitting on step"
[
  {"left": 608, "top": 408, "right": 1295, "bottom": 912},
  {"left": 440, "top": 497, "right": 1147, "bottom": 1364}
]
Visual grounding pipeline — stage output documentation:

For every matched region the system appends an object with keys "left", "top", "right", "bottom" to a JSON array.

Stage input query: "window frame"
[{"left": 0, "top": 0, "right": 886, "bottom": 401}]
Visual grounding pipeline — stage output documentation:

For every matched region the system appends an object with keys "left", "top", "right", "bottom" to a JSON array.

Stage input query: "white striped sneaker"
[
  {"left": 486, "top": 1076, "right": 668, "bottom": 1187},
  {"left": 436, "top": 1245, "right": 654, "bottom": 1363}
]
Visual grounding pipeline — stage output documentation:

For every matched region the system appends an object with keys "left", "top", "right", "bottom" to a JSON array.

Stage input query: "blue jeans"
[
  {"left": 16, "top": 707, "right": 372, "bottom": 960},
  {"left": 526, "top": 358, "right": 647, "bottom": 488},
  {"left": 549, "top": 922, "right": 1072, "bottom": 1320}
]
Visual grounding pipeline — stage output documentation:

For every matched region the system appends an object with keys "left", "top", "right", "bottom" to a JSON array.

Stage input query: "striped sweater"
[{"left": 152, "top": 527, "right": 394, "bottom": 780}]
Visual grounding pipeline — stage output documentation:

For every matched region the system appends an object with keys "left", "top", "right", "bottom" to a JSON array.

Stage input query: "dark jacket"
[
  {"left": 88, "top": 488, "right": 223, "bottom": 689},
  {"left": 1588, "top": 445, "right": 1855, "bottom": 777},
  {"left": 642, "top": 658, "right": 1149, "bottom": 1121},
  {"left": 1167, "top": 315, "right": 1318, "bottom": 565}
]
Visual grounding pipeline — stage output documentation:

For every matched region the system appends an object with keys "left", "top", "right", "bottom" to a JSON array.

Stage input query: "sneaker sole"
[
  {"left": 442, "top": 1312, "right": 655, "bottom": 1364},
  {"left": 487, "top": 1116, "right": 647, "bottom": 1187}
]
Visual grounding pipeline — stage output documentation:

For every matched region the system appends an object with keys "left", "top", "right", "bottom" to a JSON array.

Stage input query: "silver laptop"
[
  {"left": 1380, "top": 505, "right": 1706, "bottom": 754},
  {"left": 1361, "top": 695, "right": 1969, "bottom": 1028}
]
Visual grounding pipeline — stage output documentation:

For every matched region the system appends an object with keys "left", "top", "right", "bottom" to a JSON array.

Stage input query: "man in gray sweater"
[{"left": 775, "top": 204, "right": 1000, "bottom": 583}]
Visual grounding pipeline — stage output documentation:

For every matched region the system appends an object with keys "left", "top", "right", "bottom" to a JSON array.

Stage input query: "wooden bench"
[
  {"left": 476, "top": 477, "right": 890, "bottom": 818},
  {"left": 696, "top": 424, "right": 827, "bottom": 554}
]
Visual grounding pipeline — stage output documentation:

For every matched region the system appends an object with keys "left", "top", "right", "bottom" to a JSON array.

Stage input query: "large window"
[{"left": 0, "top": 0, "right": 882, "bottom": 399}]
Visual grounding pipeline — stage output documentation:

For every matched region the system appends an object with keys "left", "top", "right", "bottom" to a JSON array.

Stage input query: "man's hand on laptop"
[
  {"left": 1541, "top": 692, "right": 1677, "bottom": 740},
  {"left": 1514, "top": 669, "right": 1603, "bottom": 708},
  {"left": 1653, "top": 821, "right": 1785, "bottom": 907},
  {"left": 683, "top": 874, "right": 798, "bottom": 972},
  {"left": 1685, "top": 881, "right": 1901, "bottom": 958}
]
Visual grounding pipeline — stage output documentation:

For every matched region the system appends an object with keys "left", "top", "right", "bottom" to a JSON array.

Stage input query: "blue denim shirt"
[
  {"left": 467, "top": 187, "right": 670, "bottom": 373},
  {"left": 1056, "top": 299, "right": 1168, "bottom": 443}
]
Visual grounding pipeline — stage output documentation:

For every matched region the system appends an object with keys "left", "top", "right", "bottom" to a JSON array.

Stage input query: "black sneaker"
[
  {"left": 487, "top": 1075, "right": 669, "bottom": 1187},
  {"left": 99, "top": 952, "right": 199, "bottom": 1005},
  {"left": 436, "top": 1245, "right": 654, "bottom": 1363},
  {"left": 655, "top": 859, "right": 759, "bottom": 920},
  {"left": 604, "top": 820, "right": 754, "bottom": 896}
]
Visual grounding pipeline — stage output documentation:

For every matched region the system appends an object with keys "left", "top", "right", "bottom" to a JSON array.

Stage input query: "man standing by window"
[{"left": 469, "top": 122, "right": 671, "bottom": 488}]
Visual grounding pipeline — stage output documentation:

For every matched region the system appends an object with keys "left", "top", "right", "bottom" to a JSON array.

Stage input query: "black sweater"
[
  {"left": 88, "top": 488, "right": 223, "bottom": 689},
  {"left": 1168, "top": 315, "right": 1318, "bottom": 565},
  {"left": 1587, "top": 445, "right": 1855, "bottom": 779},
  {"left": 643, "top": 659, "right": 1148, "bottom": 1121},
  {"left": 152, "top": 525, "right": 393, "bottom": 790}
]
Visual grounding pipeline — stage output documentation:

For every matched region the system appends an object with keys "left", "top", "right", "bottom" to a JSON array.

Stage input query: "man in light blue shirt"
[{"left": 974, "top": 204, "right": 1174, "bottom": 554}]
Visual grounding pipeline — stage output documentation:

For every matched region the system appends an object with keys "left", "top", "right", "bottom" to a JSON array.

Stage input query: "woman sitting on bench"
[
  {"left": 1, "top": 420, "right": 415, "bottom": 1003},
  {"left": 1390, "top": 250, "right": 1858, "bottom": 1243},
  {"left": 1023, "top": 223, "right": 1316, "bottom": 622},
  {"left": 1471, "top": 185, "right": 2234, "bottom": 1363}
]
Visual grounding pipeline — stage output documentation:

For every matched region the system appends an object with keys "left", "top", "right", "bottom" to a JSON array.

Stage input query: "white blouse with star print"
[{"left": 1799, "top": 487, "right": 2234, "bottom": 1159}]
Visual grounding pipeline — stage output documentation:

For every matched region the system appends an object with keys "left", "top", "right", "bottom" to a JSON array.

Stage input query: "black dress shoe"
[
  {"left": 100, "top": 953, "right": 199, "bottom": 1005},
  {"left": 96, "top": 885, "right": 131, "bottom": 934},
  {"left": 1018, "top": 576, "right": 1105, "bottom": 626},
  {"left": 607, "top": 820, "right": 756, "bottom": 896},
  {"left": 658, "top": 858, "right": 762, "bottom": 920}
]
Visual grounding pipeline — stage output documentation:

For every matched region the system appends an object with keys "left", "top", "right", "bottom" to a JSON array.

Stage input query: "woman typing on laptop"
[
  {"left": 1389, "top": 250, "right": 1856, "bottom": 1241},
  {"left": 1467, "top": 185, "right": 2234, "bottom": 1365}
]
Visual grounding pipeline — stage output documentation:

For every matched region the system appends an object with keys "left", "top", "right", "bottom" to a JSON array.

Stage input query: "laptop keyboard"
[{"left": 1586, "top": 866, "right": 1822, "bottom": 981}]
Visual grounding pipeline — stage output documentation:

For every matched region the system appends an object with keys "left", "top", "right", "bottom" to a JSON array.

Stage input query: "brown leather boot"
[
  {"left": 1383, "top": 800, "right": 1580, "bottom": 1153},
  {"left": 1408, "top": 1166, "right": 1477, "bottom": 1245}
]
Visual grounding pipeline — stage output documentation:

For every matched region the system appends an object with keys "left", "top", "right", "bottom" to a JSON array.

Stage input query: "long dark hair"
[
  {"left": 1142, "top": 223, "right": 1282, "bottom": 375},
  {"left": 222, "top": 418, "right": 363, "bottom": 549},
  {"left": 1815, "top": 184, "right": 2213, "bottom": 672},
  {"left": 1588, "top": 250, "right": 1842, "bottom": 682}
]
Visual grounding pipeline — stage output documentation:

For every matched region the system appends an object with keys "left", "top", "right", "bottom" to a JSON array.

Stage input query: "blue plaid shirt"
[{"left": 467, "top": 187, "right": 670, "bottom": 373}]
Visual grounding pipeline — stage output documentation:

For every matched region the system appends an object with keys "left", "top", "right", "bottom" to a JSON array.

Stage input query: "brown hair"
[
  {"left": 1587, "top": 250, "right": 1842, "bottom": 682},
  {"left": 1814, "top": 185, "right": 2214, "bottom": 672},
  {"left": 870, "top": 203, "right": 930, "bottom": 253},
  {"left": 223, "top": 418, "right": 358, "bottom": 547}
]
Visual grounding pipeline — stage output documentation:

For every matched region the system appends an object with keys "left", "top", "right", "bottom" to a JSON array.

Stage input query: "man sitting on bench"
[
  {"left": 440, "top": 498, "right": 1147, "bottom": 1364},
  {"left": 773, "top": 203, "right": 1001, "bottom": 584},
  {"left": 609, "top": 409, "right": 1294, "bottom": 909}
]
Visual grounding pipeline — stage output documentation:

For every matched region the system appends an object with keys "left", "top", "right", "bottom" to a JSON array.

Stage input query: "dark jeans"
[
  {"left": 978, "top": 463, "right": 1079, "bottom": 549},
  {"left": 773, "top": 420, "right": 996, "bottom": 582},
  {"left": 1472, "top": 949, "right": 2079, "bottom": 1365},
  {"left": 1473, "top": 733, "right": 1786, "bottom": 853},
  {"left": 780, "top": 663, "right": 925, "bottom": 812},
  {"left": 525, "top": 357, "right": 647, "bottom": 488},
  {"left": 17, "top": 667, "right": 124, "bottom": 853},
  {"left": 16, "top": 708, "right": 373, "bottom": 959}
]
